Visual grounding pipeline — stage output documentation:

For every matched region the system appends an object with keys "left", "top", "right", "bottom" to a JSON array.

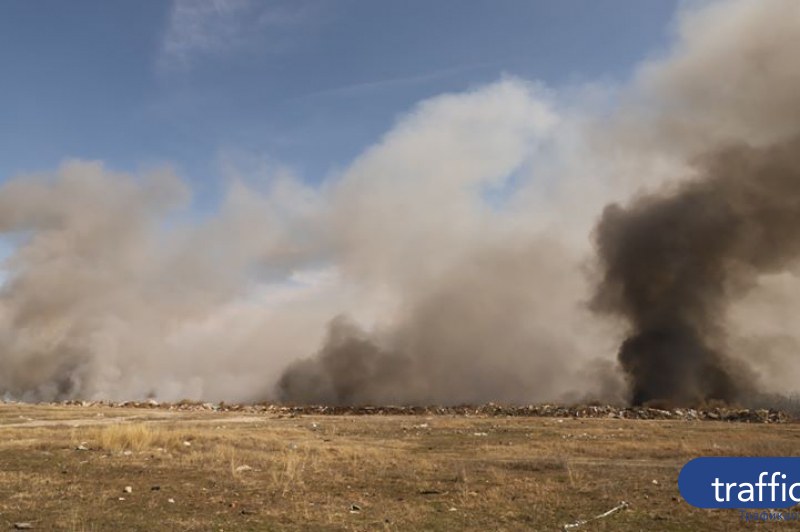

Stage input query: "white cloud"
[
  {"left": 291, "top": 62, "right": 497, "bottom": 101},
  {"left": 159, "top": 0, "right": 316, "bottom": 71}
]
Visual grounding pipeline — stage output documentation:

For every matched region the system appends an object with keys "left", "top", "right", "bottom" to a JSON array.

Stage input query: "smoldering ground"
[{"left": 3, "top": 0, "right": 800, "bottom": 406}]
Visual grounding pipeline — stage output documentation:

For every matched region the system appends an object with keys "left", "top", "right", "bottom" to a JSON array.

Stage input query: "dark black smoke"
[
  {"left": 593, "top": 137, "right": 800, "bottom": 406},
  {"left": 277, "top": 316, "right": 412, "bottom": 405}
]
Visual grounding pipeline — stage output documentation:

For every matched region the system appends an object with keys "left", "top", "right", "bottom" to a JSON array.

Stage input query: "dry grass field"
[{"left": 0, "top": 403, "right": 798, "bottom": 531}]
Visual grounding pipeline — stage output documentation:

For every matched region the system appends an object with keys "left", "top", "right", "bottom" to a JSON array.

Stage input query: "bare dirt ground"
[{"left": 0, "top": 403, "right": 796, "bottom": 531}]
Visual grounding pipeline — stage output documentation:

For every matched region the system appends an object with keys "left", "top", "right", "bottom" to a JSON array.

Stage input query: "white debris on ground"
[{"left": 561, "top": 501, "right": 629, "bottom": 531}]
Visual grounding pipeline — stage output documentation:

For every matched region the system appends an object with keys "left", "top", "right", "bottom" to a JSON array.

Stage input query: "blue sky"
[{"left": 1, "top": 0, "right": 678, "bottom": 198}]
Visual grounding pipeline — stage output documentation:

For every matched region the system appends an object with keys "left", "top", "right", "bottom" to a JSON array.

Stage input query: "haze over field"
[{"left": 1, "top": 0, "right": 799, "bottom": 406}]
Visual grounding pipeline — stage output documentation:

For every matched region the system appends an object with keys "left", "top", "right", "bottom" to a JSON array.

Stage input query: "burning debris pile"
[{"left": 26, "top": 400, "right": 790, "bottom": 423}]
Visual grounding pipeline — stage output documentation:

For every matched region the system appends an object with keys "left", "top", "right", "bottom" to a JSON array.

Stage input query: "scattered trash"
[
  {"left": 118, "top": 497, "right": 126, "bottom": 501},
  {"left": 167, "top": 498, "right": 175, "bottom": 504},
  {"left": 182, "top": 441, "right": 192, "bottom": 447},
  {"left": 123, "top": 486, "right": 132, "bottom": 493},
  {"left": 12, "top": 524, "right": 33, "bottom": 530},
  {"left": 473, "top": 432, "right": 488, "bottom": 437},
  {"left": 448, "top": 507, "right": 457, "bottom": 512},
  {"left": 235, "top": 465, "right": 253, "bottom": 473},
  {"left": 75, "top": 443, "right": 89, "bottom": 451},
  {"left": 652, "top": 479, "right": 659, "bottom": 485},
  {"left": 44, "top": 400, "right": 789, "bottom": 423},
  {"left": 562, "top": 501, "right": 629, "bottom": 531},
  {"left": 350, "top": 503, "right": 362, "bottom": 513}
]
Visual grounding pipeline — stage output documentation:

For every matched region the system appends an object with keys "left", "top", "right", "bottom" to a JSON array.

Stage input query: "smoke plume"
[
  {"left": 279, "top": 0, "right": 800, "bottom": 406},
  {"left": 593, "top": 138, "right": 800, "bottom": 406},
  {"left": 582, "top": 0, "right": 800, "bottom": 406},
  {"left": 2, "top": 0, "right": 800, "bottom": 406},
  {"left": 279, "top": 240, "right": 609, "bottom": 405}
]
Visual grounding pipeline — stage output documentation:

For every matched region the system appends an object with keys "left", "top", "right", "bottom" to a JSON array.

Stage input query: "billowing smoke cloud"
[
  {"left": 593, "top": 138, "right": 800, "bottom": 406},
  {"left": 2, "top": 0, "right": 800, "bottom": 406},
  {"left": 277, "top": 81, "right": 619, "bottom": 405},
  {"left": 279, "top": 239, "right": 609, "bottom": 405},
  {"left": 583, "top": 0, "right": 800, "bottom": 406},
  {"left": 279, "top": 0, "right": 800, "bottom": 406},
  {"left": 0, "top": 162, "right": 339, "bottom": 402},
  {"left": 2, "top": 82, "right": 615, "bottom": 405}
]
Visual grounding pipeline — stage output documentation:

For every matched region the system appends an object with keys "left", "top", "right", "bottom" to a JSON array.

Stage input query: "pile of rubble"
[{"left": 41, "top": 400, "right": 789, "bottom": 423}]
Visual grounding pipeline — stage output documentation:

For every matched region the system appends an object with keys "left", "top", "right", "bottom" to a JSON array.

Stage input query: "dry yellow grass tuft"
[{"left": 85, "top": 422, "right": 189, "bottom": 452}]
